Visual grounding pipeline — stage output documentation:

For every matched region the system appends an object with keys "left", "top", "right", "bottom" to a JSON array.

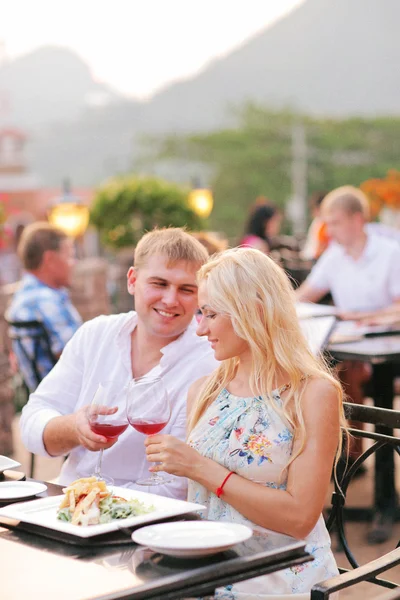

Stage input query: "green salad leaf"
[
  {"left": 57, "top": 507, "right": 72, "bottom": 522},
  {"left": 99, "top": 496, "right": 155, "bottom": 524},
  {"left": 57, "top": 493, "right": 155, "bottom": 525}
]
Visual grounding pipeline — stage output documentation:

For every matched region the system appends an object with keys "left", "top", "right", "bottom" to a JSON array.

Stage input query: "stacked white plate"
[{"left": 132, "top": 521, "right": 253, "bottom": 558}]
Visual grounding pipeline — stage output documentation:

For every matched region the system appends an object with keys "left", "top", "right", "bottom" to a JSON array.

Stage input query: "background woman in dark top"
[{"left": 240, "top": 202, "right": 282, "bottom": 253}]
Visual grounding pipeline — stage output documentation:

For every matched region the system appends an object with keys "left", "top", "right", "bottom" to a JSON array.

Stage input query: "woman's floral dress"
[{"left": 187, "top": 387, "right": 339, "bottom": 598}]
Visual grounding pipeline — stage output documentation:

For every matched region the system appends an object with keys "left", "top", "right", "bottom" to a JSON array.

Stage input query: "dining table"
[
  {"left": 0, "top": 473, "right": 312, "bottom": 600},
  {"left": 328, "top": 330, "right": 400, "bottom": 523}
]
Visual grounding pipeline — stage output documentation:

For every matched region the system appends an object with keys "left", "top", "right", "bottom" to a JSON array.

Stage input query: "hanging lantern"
[
  {"left": 48, "top": 179, "right": 90, "bottom": 238},
  {"left": 188, "top": 187, "right": 213, "bottom": 219}
]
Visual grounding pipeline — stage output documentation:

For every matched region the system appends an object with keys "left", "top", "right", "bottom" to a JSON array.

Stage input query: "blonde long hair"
[{"left": 188, "top": 247, "right": 346, "bottom": 473}]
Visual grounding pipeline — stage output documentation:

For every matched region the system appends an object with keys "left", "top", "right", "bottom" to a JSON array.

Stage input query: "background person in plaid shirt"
[{"left": 7, "top": 222, "right": 82, "bottom": 391}]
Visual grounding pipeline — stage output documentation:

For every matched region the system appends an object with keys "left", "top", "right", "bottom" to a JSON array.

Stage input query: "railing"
[{"left": 311, "top": 402, "right": 400, "bottom": 598}]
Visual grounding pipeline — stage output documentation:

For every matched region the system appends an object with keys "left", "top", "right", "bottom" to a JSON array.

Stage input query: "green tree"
[
  {"left": 142, "top": 104, "right": 400, "bottom": 240},
  {"left": 90, "top": 175, "right": 205, "bottom": 249},
  {"left": 151, "top": 106, "right": 296, "bottom": 237}
]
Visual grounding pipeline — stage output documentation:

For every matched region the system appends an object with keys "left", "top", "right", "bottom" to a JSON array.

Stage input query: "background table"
[
  {"left": 329, "top": 334, "right": 400, "bottom": 521},
  {"left": 0, "top": 479, "right": 312, "bottom": 600}
]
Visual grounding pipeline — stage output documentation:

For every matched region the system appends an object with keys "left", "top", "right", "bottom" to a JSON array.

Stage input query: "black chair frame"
[
  {"left": 6, "top": 318, "right": 58, "bottom": 477},
  {"left": 311, "top": 401, "right": 400, "bottom": 599},
  {"left": 7, "top": 318, "right": 57, "bottom": 389}
]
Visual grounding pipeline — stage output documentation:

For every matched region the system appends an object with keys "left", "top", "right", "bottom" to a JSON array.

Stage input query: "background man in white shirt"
[
  {"left": 296, "top": 186, "right": 400, "bottom": 316},
  {"left": 296, "top": 186, "right": 400, "bottom": 542},
  {"left": 20, "top": 228, "right": 218, "bottom": 499}
]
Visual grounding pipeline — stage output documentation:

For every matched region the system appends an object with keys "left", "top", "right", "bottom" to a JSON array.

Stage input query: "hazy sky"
[{"left": 0, "top": 0, "right": 303, "bottom": 99}]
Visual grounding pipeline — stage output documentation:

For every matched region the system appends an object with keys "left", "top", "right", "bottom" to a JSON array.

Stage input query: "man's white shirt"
[
  {"left": 20, "top": 312, "right": 218, "bottom": 499},
  {"left": 306, "top": 233, "right": 400, "bottom": 311}
]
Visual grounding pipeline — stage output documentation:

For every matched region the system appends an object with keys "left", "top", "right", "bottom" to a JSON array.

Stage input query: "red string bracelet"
[{"left": 216, "top": 471, "right": 235, "bottom": 498}]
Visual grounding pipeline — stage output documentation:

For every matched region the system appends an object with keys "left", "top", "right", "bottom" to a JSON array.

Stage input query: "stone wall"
[
  {"left": 69, "top": 257, "right": 111, "bottom": 321},
  {"left": 111, "top": 248, "right": 135, "bottom": 314}
]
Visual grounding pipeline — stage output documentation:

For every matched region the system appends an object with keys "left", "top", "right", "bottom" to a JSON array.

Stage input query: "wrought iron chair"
[
  {"left": 6, "top": 318, "right": 58, "bottom": 477},
  {"left": 311, "top": 401, "right": 400, "bottom": 599}
]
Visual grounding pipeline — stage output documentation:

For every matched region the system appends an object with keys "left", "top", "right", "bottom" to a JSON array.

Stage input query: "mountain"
[
  {"left": 2, "top": 0, "right": 400, "bottom": 185},
  {"left": 142, "top": 0, "right": 400, "bottom": 130},
  {"left": 0, "top": 46, "right": 124, "bottom": 128}
]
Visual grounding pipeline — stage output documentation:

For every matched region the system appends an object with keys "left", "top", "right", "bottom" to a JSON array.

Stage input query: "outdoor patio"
[{"left": 10, "top": 408, "right": 400, "bottom": 600}]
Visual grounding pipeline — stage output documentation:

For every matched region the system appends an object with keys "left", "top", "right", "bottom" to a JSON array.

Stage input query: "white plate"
[
  {"left": 0, "top": 486, "right": 204, "bottom": 538},
  {"left": 0, "top": 455, "right": 21, "bottom": 473},
  {"left": 0, "top": 481, "right": 47, "bottom": 501},
  {"left": 132, "top": 521, "right": 253, "bottom": 557}
]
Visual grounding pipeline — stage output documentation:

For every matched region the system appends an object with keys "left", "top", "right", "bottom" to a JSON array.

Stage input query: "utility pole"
[{"left": 288, "top": 121, "right": 308, "bottom": 237}]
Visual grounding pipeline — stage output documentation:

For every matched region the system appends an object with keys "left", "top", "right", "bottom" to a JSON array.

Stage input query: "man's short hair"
[
  {"left": 321, "top": 185, "right": 370, "bottom": 219},
  {"left": 134, "top": 227, "right": 209, "bottom": 268},
  {"left": 18, "top": 222, "right": 68, "bottom": 270}
]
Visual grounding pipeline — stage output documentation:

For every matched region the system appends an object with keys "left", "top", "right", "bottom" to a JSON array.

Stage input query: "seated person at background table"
[
  {"left": 146, "top": 247, "right": 345, "bottom": 599},
  {"left": 301, "top": 191, "right": 400, "bottom": 262},
  {"left": 19, "top": 228, "right": 217, "bottom": 498},
  {"left": 7, "top": 222, "right": 82, "bottom": 391},
  {"left": 295, "top": 186, "right": 400, "bottom": 469},
  {"left": 240, "top": 199, "right": 282, "bottom": 254}
]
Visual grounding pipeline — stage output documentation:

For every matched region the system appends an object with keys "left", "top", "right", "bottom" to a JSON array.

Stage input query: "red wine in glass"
[
  {"left": 90, "top": 422, "right": 128, "bottom": 439},
  {"left": 88, "top": 380, "right": 128, "bottom": 485},
  {"left": 126, "top": 376, "right": 171, "bottom": 486},
  {"left": 129, "top": 420, "right": 168, "bottom": 435}
]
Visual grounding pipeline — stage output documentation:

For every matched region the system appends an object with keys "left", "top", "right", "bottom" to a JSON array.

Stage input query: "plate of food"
[
  {"left": 132, "top": 521, "right": 253, "bottom": 557},
  {"left": 0, "top": 477, "right": 203, "bottom": 538}
]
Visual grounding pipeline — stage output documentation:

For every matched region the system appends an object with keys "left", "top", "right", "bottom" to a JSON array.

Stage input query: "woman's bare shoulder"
[
  {"left": 303, "top": 375, "right": 338, "bottom": 395},
  {"left": 301, "top": 375, "right": 341, "bottom": 417}
]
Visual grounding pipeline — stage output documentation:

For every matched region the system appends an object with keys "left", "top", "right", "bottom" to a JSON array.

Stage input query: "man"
[
  {"left": 296, "top": 186, "right": 400, "bottom": 317},
  {"left": 20, "top": 228, "right": 218, "bottom": 499},
  {"left": 296, "top": 185, "right": 400, "bottom": 542},
  {"left": 7, "top": 222, "right": 82, "bottom": 391}
]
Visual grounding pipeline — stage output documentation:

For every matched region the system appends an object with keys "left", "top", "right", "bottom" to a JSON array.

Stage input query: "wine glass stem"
[
  {"left": 94, "top": 448, "right": 104, "bottom": 479},
  {"left": 149, "top": 434, "right": 162, "bottom": 482},
  {"left": 150, "top": 470, "right": 161, "bottom": 482}
]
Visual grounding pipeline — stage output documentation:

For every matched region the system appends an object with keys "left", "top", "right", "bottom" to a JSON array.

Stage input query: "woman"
[
  {"left": 240, "top": 203, "right": 282, "bottom": 253},
  {"left": 146, "top": 248, "right": 345, "bottom": 598}
]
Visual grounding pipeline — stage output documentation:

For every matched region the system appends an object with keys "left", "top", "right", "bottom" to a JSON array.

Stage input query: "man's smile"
[{"left": 154, "top": 308, "right": 180, "bottom": 318}]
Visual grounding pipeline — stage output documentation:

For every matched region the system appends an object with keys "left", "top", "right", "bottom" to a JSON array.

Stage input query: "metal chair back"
[
  {"left": 6, "top": 318, "right": 57, "bottom": 391},
  {"left": 311, "top": 401, "right": 400, "bottom": 598},
  {"left": 6, "top": 318, "right": 58, "bottom": 478}
]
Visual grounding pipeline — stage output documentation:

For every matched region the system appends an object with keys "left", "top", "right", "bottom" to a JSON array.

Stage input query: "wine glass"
[
  {"left": 126, "top": 376, "right": 171, "bottom": 486},
  {"left": 88, "top": 380, "right": 129, "bottom": 486}
]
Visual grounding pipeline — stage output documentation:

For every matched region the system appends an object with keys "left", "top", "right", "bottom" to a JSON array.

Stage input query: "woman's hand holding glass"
[{"left": 145, "top": 434, "right": 205, "bottom": 479}]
